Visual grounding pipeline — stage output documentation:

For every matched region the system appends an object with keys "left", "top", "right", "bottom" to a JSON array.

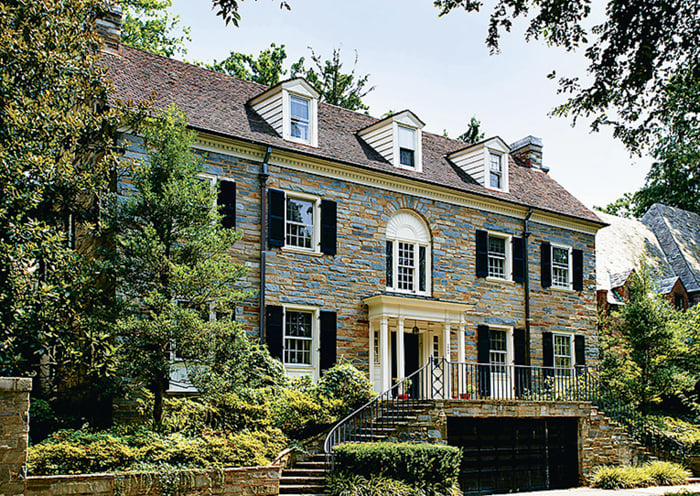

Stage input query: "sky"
[{"left": 167, "top": 0, "right": 652, "bottom": 210}]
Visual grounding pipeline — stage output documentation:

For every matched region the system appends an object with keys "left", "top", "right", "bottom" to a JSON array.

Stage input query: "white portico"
[{"left": 364, "top": 294, "right": 471, "bottom": 393}]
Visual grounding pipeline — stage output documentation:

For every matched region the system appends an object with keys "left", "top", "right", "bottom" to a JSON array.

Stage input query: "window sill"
[
  {"left": 486, "top": 276, "right": 515, "bottom": 285},
  {"left": 385, "top": 288, "right": 432, "bottom": 297},
  {"left": 281, "top": 246, "right": 324, "bottom": 257},
  {"left": 550, "top": 285, "right": 576, "bottom": 293}
]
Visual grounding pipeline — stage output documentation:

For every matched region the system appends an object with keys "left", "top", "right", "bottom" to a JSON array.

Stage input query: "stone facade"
[
  {"left": 0, "top": 378, "right": 32, "bottom": 496},
  {"left": 25, "top": 466, "right": 280, "bottom": 496},
  {"left": 122, "top": 135, "right": 599, "bottom": 383},
  {"left": 377, "top": 399, "right": 647, "bottom": 482}
]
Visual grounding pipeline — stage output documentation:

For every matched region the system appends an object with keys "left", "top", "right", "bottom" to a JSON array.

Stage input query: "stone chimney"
[
  {"left": 96, "top": 5, "right": 122, "bottom": 54},
  {"left": 510, "top": 136, "right": 549, "bottom": 172}
]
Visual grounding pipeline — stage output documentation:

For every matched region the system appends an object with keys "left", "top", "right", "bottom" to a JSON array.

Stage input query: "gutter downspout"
[
  {"left": 259, "top": 147, "right": 272, "bottom": 345},
  {"left": 523, "top": 208, "right": 534, "bottom": 362}
]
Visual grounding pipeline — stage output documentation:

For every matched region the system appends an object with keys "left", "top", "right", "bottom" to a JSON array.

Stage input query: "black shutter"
[
  {"left": 514, "top": 328, "right": 531, "bottom": 398},
  {"left": 266, "top": 305, "right": 283, "bottom": 360},
  {"left": 419, "top": 246, "right": 426, "bottom": 292},
  {"left": 512, "top": 237, "right": 525, "bottom": 283},
  {"left": 320, "top": 311, "right": 337, "bottom": 372},
  {"left": 386, "top": 241, "right": 393, "bottom": 288},
  {"left": 541, "top": 242, "right": 552, "bottom": 288},
  {"left": 320, "top": 200, "right": 337, "bottom": 255},
  {"left": 574, "top": 335, "right": 586, "bottom": 366},
  {"left": 268, "top": 189, "right": 285, "bottom": 248},
  {"left": 218, "top": 180, "right": 236, "bottom": 229},
  {"left": 542, "top": 331, "right": 554, "bottom": 380},
  {"left": 572, "top": 249, "right": 584, "bottom": 291},
  {"left": 476, "top": 230, "right": 488, "bottom": 278},
  {"left": 477, "top": 325, "right": 491, "bottom": 398}
]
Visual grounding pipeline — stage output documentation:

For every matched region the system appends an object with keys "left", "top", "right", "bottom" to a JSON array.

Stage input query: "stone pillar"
[
  {"left": 457, "top": 322, "right": 466, "bottom": 397},
  {"left": 380, "top": 318, "right": 390, "bottom": 392},
  {"left": 396, "top": 318, "right": 405, "bottom": 388},
  {"left": 0, "top": 377, "right": 32, "bottom": 496}
]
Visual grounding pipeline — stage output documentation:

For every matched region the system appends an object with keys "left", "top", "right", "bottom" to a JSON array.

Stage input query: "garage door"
[{"left": 447, "top": 417, "right": 579, "bottom": 495}]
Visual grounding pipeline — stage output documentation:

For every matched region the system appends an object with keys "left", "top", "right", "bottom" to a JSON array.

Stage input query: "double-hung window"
[
  {"left": 284, "top": 310, "right": 313, "bottom": 366},
  {"left": 386, "top": 211, "right": 431, "bottom": 295},
  {"left": 290, "top": 95, "right": 310, "bottom": 141},
  {"left": 552, "top": 246, "right": 571, "bottom": 289},
  {"left": 489, "top": 152, "right": 503, "bottom": 189},
  {"left": 553, "top": 333, "right": 573, "bottom": 377},
  {"left": 398, "top": 126, "right": 416, "bottom": 168},
  {"left": 487, "top": 235, "right": 507, "bottom": 279},
  {"left": 286, "top": 195, "right": 316, "bottom": 250},
  {"left": 489, "top": 329, "right": 508, "bottom": 374}
]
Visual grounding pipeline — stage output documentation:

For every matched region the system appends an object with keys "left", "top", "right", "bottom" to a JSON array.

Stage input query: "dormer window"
[
  {"left": 249, "top": 78, "right": 320, "bottom": 147},
  {"left": 290, "top": 95, "right": 310, "bottom": 141},
  {"left": 489, "top": 152, "right": 503, "bottom": 189},
  {"left": 398, "top": 126, "right": 416, "bottom": 168}
]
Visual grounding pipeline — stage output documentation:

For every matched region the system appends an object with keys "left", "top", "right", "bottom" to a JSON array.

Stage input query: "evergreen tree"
[{"left": 106, "top": 108, "right": 250, "bottom": 426}]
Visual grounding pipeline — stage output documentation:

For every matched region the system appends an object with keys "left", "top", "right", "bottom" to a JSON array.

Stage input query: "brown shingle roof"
[{"left": 101, "top": 45, "right": 603, "bottom": 225}]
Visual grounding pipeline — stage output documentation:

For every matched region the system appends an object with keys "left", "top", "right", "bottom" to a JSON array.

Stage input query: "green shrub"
[
  {"left": 649, "top": 416, "right": 700, "bottom": 454},
  {"left": 27, "top": 427, "right": 288, "bottom": 475},
  {"left": 643, "top": 461, "right": 691, "bottom": 486},
  {"left": 333, "top": 442, "right": 462, "bottom": 493},
  {"left": 161, "top": 397, "right": 218, "bottom": 435},
  {"left": 327, "top": 473, "right": 426, "bottom": 496},
  {"left": 272, "top": 386, "right": 338, "bottom": 437},
  {"left": 317, "top": 364, "right": 375, "bottom": 418},
  {"left": 591, "top": 461, "right": 689, "bottom": 489}
]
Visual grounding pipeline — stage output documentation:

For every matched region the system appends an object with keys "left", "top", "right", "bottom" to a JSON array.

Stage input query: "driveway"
[{"left": 515, "top": 484, "right": 700, "bottom": 495}]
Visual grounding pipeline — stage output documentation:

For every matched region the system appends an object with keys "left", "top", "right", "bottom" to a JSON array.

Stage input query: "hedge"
[{"left": 332, "top": 442, "right": 462, "bottom": 490}]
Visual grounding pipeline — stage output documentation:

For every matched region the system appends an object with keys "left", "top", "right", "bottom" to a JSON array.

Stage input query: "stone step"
[
  {"left": 280, "top": 484, "right": 327, "bottom": 494},
  {"left": 281, "top": 476, "right": 327, "bottom": 485},
  {"left": 283, "top": 469, "right": 326, "bottom": 477},
  {"left": 293, "top": 461, "right": 329, "bottom": 470}
]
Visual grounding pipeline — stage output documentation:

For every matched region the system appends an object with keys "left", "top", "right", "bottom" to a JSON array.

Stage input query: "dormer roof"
[
  {"left": 248, "top": 77, "right": 321, "bottom": 107},
  {"left": 447, "top": 136, "right": 511, "bottom": 192},
  {"left": 101, "top": 45, "right": 604, "bottom": 227}
]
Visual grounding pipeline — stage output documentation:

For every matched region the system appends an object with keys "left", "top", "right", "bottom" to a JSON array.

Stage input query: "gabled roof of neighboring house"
[
  {"left": 656, "top": 276, "right": 682, "bottom": 295},
  {"left": 642, "top": 204, "right": 700, "bottom": 293},
  {"left": 595, "top": 211, "right": 676, "bottom": 292},
  {"left": 101, "top": 45, "right": 603, "bottom": 226}
]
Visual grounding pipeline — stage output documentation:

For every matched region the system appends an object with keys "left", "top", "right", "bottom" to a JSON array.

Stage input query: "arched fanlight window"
[{"left": 385, "top": 210, "right": 431, "bottom": 295}]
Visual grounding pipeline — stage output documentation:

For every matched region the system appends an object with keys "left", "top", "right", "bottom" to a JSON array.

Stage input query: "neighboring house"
[
  {"left": 99, "top": 18, "right": 605, "bottom": 394},
  {"left": 595, "top": 210, "right": 691, "bottom": 314},
  {"left": 642, "top": 204, "right": 700, "bottom": 306}
]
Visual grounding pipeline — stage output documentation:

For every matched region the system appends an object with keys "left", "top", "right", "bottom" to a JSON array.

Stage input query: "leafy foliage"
[
  {"left": 27, "top": 427, "right": 287, "bottom": 475},
  {"left": 456, "top": 117, "right": 485, "bottom": 144},
  {"left": 203, "top": 44, "right": 375, "bottom": 111},
  {"left": 590, "top": 462, "right": 689, "bottom": 489},
  {"left": 332, "top": 442, "right": 462, "bottom": 494},
  {"left": 0, "top": 0, "right": 134, "bottom": 425},
  {"left": 433, "top": 0, "right": 700, "bottom": 155},
  {"left": 210, "top": 0, "right": 290, "bottom": 27},
  {"left": 105, "top": 107, "right": 249, "bottom": 426},
  {"left": 327, "top": 473, "right": 461, "bottom": 496},
  {"left": 316, "top": 363, "right": 375, "bottom": 417},
  {"left": 120, "top": 0, "right": 191, "bottom": 57}
]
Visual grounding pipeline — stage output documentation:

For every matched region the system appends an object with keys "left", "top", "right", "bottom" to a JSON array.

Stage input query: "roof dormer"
[
  {"left": 249, "top": 78, "right": 320, "bottom": 147},
  {"left": 358, "top": 110, "right": 425, "bottom": 172},
  {"left": 447, "top": 136, "right": 510, "bottom": 192}
]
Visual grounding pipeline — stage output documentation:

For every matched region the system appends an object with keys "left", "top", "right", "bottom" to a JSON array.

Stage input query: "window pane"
[
  {"left": 284, "top": 310, "right": 313, "bottom": 365},
  {"left": 487, "top": 235, "right": 506, "bottom": 279},
  {"left": 291, "top": 120, "right": 309, "bottom": 140},
  {"left": 490, "top": 153, "right": 502, "bottom": 172},
  {"left": 488, "top": 236, "right": 505, "bottom": 254},
  {"left": 399, "top": 148, "right": 415, "bottom": 167},
  {"left": 398, "top": 126, "right": 415, "bottom": 150},
  {"left": 290, "top": 96, "right": 309, "bottom": 120},
  {"left": 287, "top": 198, "right": 314, "bottom": 224},
  {"left": 397, "top": 242, "right": 415, "bottom": 291},
  {"left": 554, "top": 334, "right": 572, "bottom": 377},
  {"left": 286, "top": 197, "right": 314, "bottom": 249},
  {"left": 552, "top": 247, "right": 570, "bottom": 287},
  {"left": 490, "top": 330, "right": 507, "bottom": 374}
]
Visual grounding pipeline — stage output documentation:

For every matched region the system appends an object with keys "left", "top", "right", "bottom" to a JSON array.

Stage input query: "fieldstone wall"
[
  {"left": 382, "top": 400, "right": 647, "bottom": 482},
  {"left": 26, "top": 466, "right": 280, "bottom": 496},
  {"left": 0, "top": 378, "right": 32, "bottom": 496}
]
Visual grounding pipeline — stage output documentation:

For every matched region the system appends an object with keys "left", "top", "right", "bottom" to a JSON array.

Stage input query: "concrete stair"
[{"left": 280, "top": 454, "right": 330, "bottom": 496}]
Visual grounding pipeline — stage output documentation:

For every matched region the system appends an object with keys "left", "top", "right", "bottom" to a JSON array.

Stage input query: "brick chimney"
[
  {"left": 96, "top": 5, "right": 122, "bottom": 54},
  {"left": 510, "top": 136, "right": 549, "bottom": 172}
]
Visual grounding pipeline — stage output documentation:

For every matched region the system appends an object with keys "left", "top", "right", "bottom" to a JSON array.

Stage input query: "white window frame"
[
  {"left": 282, "top": 190, "right": 321, "bottom": 254},
  {"left": 289, "top": 94, "right": 310, "bottom": 142},
  {"left": 282, "top": 304, "right": 320, "bottom": 380},
  {"left": 488, "top": 326, "right": 514, "bottom": 374},
  {"left": 397, "top": 125, "right": 417, "bottom": 169},
  {"left": 552, "top": 332, "right": 575, "bottom": 377},
  {"left": 386, "top": 238, "right": 431, "bottom": 296},
  {"left": 484, "top": 148, "right": 509, "bottom": 192},
  {"left": 551, "top": 244, "right": 573, "bottom": 290},
  {"left": 283, "top": 90, "right": 318, "bottom": 147},
  {"left": 392, "top": 121, "right": 423, "bottom": 172},
  {"left": 486, "top": 232, "right": 512, "bottom": 281}
]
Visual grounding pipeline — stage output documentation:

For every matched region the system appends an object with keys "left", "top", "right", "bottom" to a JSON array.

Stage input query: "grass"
[{"left": 591, "top": 461, "right": 690, "bottom": 489}]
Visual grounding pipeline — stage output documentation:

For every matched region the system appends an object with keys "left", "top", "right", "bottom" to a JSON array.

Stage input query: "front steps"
[{"left": 280, "top": 454, "right": 329, "bottom": 496}]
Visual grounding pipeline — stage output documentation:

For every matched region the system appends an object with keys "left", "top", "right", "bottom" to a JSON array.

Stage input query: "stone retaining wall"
[
  {"left": 0, "top": 377, "right": 32, "bottom": 496},
  {"left": 25, "top": 466, "right": 280, "bottom": 496}
]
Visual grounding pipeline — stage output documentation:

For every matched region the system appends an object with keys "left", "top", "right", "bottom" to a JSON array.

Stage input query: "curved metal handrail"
[{"left": 323, "top": 358, "right": 434, "bottom": 455}]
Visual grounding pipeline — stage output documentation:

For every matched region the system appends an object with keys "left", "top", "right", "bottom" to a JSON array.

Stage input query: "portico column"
[
  {"left": 368, "top": 320, "right": 375, "bottom": 385},
  {"left": 380, "top": 317, "right": 390, "bottom": 392},
  {"left": 458, "top": 321, "right": 466, "bottom": 397},
  {"left": 397, "top": 318, "right": 405, "bottom": 392},
  {"left": 443, "top": 323, "right": 451, "bottom": 398}
]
